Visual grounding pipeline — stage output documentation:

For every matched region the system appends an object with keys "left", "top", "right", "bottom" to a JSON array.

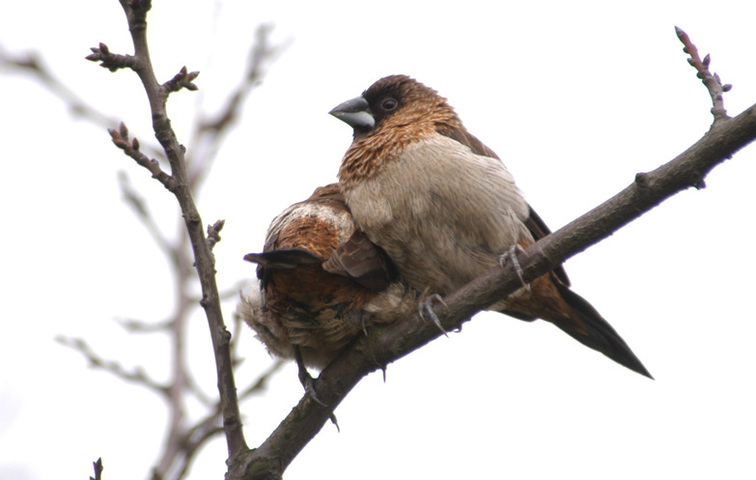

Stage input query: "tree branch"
[
  {"left": 56, "top": 336, "right": 169, "bottom": 395},
  {"left": 93, "top": 0, "right": 248, "bottom": 460},
  {"left": 0, "top": 46, "right": 119, "bottom": 127},
  {"left": 85, "top": 42, "right": 136, "bottom": 72},
  {"left": 114, "top": 316, "right": 173, "bottom": 333},
  {"left": 117, "top": 171, "right": 179, "bottom": 265},
  {"left": 675, "top": 26, "right": 732, "bottom": 123},
  {"left": 162, "top": 66, "right": 199, "bottom": 94},
  {"left": 109, "top": 124, "right": 176, "bottom": 191},
  {"left": 89, "top": 458, "right": 104, "bottom": 480}
]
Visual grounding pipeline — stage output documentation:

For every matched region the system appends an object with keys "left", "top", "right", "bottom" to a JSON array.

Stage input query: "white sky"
[{"left": 1, "top": 1, "right": 755, "bottom": 479}]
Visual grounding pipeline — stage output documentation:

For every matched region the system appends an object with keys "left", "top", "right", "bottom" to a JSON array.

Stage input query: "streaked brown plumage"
[
  {"left": 238, "top": 183, "right": 417, "bottom": 371},
  {"left": 330, "top": 74, "right": 651, "bottom": 378}
]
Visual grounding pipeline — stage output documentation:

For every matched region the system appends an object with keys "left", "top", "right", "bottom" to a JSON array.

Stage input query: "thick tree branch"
[{"left": 228, "top": 29, "right": 756, "bottom": 480}]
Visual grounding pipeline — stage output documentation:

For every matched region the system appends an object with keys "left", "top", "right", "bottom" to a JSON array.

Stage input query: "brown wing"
[{"left": 323, "top": 231, "right": 397, "bottom": 291}]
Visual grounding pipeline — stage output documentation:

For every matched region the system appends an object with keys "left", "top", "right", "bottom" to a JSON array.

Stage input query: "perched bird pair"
[{"left": 240, "top": 75, "right": 651, "bottom": 386}]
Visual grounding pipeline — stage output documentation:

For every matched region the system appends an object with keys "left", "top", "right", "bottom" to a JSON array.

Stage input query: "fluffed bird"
[
  {"left": 238, "top": 183, "right": 417, "bottom": 384},
  {"left": 329, "top": 74, "right": 651, "bottom": 378}
]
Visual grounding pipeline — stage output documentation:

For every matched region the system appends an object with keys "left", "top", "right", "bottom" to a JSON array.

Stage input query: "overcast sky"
[{"left": 1, "top": 1, "right": 755, "bottom": 479}]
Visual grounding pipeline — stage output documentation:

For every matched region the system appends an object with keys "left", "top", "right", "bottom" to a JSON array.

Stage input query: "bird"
[
  {"left": 329, "top": 74, "right": 651, "bottom": 378},
  {"left": 238, "top": 183, "right": 418, "bottom": 392}
]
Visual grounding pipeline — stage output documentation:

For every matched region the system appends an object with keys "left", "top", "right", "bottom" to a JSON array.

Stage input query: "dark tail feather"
[
  {"left": 243, "top": 249, "right": 324, "bottom": 269},
  {"left": 553, "top": 282, "right": 653, "bottom": 379}
]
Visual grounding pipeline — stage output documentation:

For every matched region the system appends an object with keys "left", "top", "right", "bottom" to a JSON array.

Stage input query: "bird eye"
[{"left": 380, "top": 97, "right": 398, "bottom": 111}]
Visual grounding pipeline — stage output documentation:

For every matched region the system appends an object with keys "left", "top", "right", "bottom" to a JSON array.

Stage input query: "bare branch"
[
  {"left": 109, "top": 123, "right": 176, "bottom": 190},
  {"left": 1, "top": 45, "right": 172, "bottom": 164},
  {"left": 114, "top": 316, "right": 172, "bottom": 333},
  {"left": 163, "top": 66, "right": 200, "bottom": 93},
  {"left": 89, "top": 458, "right": 104, "bottom": 480},
  {"left": 675, "top": 26, "right": 732, "bottom": 123},
  {"left": 184, "top": 372, "right": 215, "bottom": 407},
  {"left": 85, "top": 42, "right": 136, "bottom": 72},
  {"left": 118, "top": 172, "right": 177, "bottom": 261},
  {"left": 99, "top": 0, "right": 248, "bottom": 460},
  {"left": 148, "top": 358, "right": 284, "bottom": 480},
  {"left": 206, "top": 219, "right": 225, "bottom": 252},
  {"left": 1, "top": 46, "right": 120, "bottom": 127},
  {"left": 56, "top": 336, "right": 169, "bottom": 395},
  {"left": 238, "top": 360, "right": 285, "bottom": 402},
  {"left": 196, "top": 25, "right": 286, "bottom": 135}
]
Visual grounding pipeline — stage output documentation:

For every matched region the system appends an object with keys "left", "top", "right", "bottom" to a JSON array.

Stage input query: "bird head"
[{"left": 329, "top": 74, "right": 459, "bottom": 139}]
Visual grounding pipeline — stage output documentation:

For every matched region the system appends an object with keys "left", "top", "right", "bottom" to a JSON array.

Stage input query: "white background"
[{"left": 1, "top": 1, "right": 755, "bottom": 479}]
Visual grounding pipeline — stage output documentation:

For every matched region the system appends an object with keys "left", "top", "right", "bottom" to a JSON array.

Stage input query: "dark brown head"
[{"left": 330, "top": 74, "right": 460, "bottom": 140}]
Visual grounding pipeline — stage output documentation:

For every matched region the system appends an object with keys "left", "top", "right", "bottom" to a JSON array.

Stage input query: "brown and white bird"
[
  {"left": 330, "top": 74, "right": 651, "bottom": 378},
  {"left": 239, "top": 183, "right": 417, "bottom": 381}
]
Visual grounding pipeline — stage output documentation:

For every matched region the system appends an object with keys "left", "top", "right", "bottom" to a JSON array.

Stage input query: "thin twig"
[
  {"left": 114, "top": 316, "right": 172, "bottom": 333},
  {"left": 162, "top": 66, "right": 200, "bottom": 93},
  {"left": 56, "top": 336, "right": 169, "bottom": 395},
  {"left": 89, "top": 458, "right": 104, "bottom": 480},
  {"left": 1, "top": 45, "right": 167, "bottom": 160},
  {"left": 118, "top": 172, "right": 178, "bottom": 262},
  {"left": 237, "top": 360, "right": 285, "bottom": 401},
  {"left": 675, "top": 26, "right": 732, "bottom": 123},
  {"left": 109, "top": 123, "right": 176, "bottom": 191},
  {"left": 1, "top": 46, "right": 119, "bottom": 127},
  {"left": 85, "top": 42, "right": 136, "bottom": 72},
  {"left": 207, "top": 219, "right": 225, "bottom": 252}
]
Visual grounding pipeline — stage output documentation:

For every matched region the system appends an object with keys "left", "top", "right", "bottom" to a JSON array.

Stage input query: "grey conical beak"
[{"left": 329, "top": 96, "right": 375, "bottom": 130}]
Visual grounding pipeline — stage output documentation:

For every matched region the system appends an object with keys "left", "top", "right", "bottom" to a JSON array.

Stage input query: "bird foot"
[
  {"left": 297, "top": 363, "right": 328, "bottom": 408},
  {"left": 294, "top": 347, "right": 340, "bottom": 428},
  {"left": 298, "top": 368, "right": 341, "bottom": 428},
  {"left": 499, "top": 245, "right": 530, "bottom": 290},
  {"left": 293, "top": 346, "right": 328, "bottom": 407},
  {"left": 418, "top": 293, "right": 448, "bottom": 337}
]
